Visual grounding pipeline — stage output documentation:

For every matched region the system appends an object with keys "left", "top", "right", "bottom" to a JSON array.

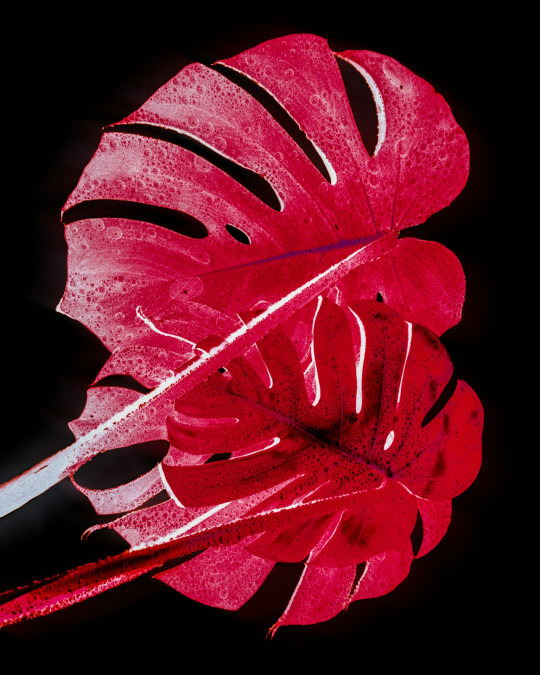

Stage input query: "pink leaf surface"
[
  {"left": 156, "top": 543, "right": 275, "bottom": 611},
  {"left": 272, "top": 565, "right": 358, "bottom": 631},
  {"left": 349, "top": 545, "right": 413, "bottom": 601},
  {"left": 415, "top": 498, "right": 452, "bottom": 558}
]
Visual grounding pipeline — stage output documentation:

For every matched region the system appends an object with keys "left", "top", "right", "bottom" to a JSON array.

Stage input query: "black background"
[{"left": 0, "top": 6, "right": 527, "bottom": 668}]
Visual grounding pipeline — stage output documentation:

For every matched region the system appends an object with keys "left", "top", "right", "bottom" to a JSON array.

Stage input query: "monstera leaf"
[
  {"left": 0, "top": 34, "right": 480, "bottom": 630},
  {"left": 159, "top": 299, "right": 482, "bottom": 628},
  {"left": 59, "top": 33, "right": 467, "bottom": 385},
  {"left": 0, "top": 300, "right": 481, "bottom": 628}
]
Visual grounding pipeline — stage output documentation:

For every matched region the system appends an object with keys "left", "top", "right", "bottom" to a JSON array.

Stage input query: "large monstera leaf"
[
  {"left": 0, "top": 300, "right": 482, "bottom": 627},
  {"left": 0, "top": 34, "right": 480, "bottom": 629},
  {"left": 60, "top": 33, "right": 467, "bottom": 386}
]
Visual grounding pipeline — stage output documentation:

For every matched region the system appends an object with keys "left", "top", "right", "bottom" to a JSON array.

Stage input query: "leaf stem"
[
  {"left": 0, "top": 488, "right": 372, "bottom": 627},
  {"left": 0, "top": 233, "right": 395, "bottom": 518}
]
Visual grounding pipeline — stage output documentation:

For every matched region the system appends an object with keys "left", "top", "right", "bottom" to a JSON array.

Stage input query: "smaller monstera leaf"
[
  {"left": 153, "top": 298, "right": 482, "bottom": 627},
  {"left": 0, "top": 299, "right": 482, "bottom": 628}
]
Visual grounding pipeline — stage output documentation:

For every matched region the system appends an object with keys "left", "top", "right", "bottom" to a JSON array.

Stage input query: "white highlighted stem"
[
  {"left": 310, "top": 296, "right": 324, "bottom": 407},
  {"left": 346, "top": 307, "right": 367, "bottom": 414},
  {"left": 0, "top": 233, "right": 396, "bottom": 518},
  {"left": 136, "top": 306, "right": 198, "bottom": 348},
  {"left": 397, "top": 321, "right": 413, "bottom": 406}
]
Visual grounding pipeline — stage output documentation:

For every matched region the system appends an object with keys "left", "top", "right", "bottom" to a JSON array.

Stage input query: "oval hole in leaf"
[
  {"left": 74, "top": 440, "right": 169, "bottom": 489},
  {"left": 421, "top": 371, "right": 458, "bottom": 428},
  {"left": 110, "top": 123, "right": 282, "bottom": 212},
  {"left": 351, "top": 561, "right": 368, "bottom": 594},
  {"left": 213, "top": 63, "right": 333, "bottom": 184},
  {"left": 140, "top": 490, "right": 170, "bottom": 509},
  {"left": 336, "top": 57, "right": 379, "bottom": 156},
  {"left": 410, "top": 509, "right": 424, "bottom": 557},
  {"left": 93, "top": 374, "right": 151, "bottom": 394},
  {"left": 63, "top": 199, "right": 209, "bottom": 239},
  {"left": 205, "top": 452, "right": 232, "bottom": 464},
  {"left": 225, "top": 224, "right": 251, "bottom": 244}
]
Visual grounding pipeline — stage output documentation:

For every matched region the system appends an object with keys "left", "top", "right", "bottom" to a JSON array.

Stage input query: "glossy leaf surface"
[{"left": 60, "top": 33, "right": 468, "bottom": 391}]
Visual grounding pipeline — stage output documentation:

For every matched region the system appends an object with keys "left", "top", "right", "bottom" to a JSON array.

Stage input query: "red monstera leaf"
[
  {"left": 158, "top": 299, "right": 481, "bottom": 628},
  {"left": 59, "top": 33, "right": 467, "bottom": 384},
  {"left": 0, "top": 300, "right": 482, "bottom": 628}
]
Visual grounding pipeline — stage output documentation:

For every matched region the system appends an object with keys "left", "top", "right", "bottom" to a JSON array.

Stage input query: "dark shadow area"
[
  {"left": 336, "top": 56, "right": 379, "bottom": 156},
  {"left": 226, "top": 223, "right": 251, "bottom": 244},
  {"left": 74, "top": 440, "right": 169, "bottom": 489},
  {"left": 63, "top": 199, "right": 209, "bottom": 238}
]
